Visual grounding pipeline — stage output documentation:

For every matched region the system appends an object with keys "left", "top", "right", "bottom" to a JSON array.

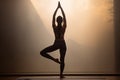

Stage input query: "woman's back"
[{"left": 53, "top": 25, "right": 66, "bottom": 40}]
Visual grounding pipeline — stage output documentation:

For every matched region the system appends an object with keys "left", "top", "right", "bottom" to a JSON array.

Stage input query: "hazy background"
[{"left": 0, "top": 0, "right": 119, "bottom": 74}]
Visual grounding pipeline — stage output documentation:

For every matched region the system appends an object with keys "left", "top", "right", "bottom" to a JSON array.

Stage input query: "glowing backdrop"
[
  {"left": 29, "top": 0, "right": 115, "bottom": 73},
  {"left": 0, "top": 0, "right": 115, "bottom": 73},
  {"left": 31, "top": 0, "right": 114, "bottom": 47}
]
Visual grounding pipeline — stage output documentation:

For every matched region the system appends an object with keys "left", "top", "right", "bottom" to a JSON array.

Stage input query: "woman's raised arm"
[
  {"left": 59, "top": 2, "right": 67, "bottom": 28},
  {"left": 52, "top": 4, "right": 59, "bottom": 27}
]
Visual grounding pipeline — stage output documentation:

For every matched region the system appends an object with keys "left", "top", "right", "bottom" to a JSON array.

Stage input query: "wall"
[
  {"left": 114, "top": 0, "right": 120, "bottom": 73},
  {"left": 0, "top": 0, "right": 116, "bottom": 74}
]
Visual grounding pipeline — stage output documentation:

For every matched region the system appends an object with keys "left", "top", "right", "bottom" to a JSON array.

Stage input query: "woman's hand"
[{"left": 58, "top": 1, "right": 61, "bottom": 8}]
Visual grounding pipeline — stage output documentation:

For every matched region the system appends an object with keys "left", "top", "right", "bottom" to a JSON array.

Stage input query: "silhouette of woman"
[{"left": 40, "top": 1, "right": 67, "bottom": 78}]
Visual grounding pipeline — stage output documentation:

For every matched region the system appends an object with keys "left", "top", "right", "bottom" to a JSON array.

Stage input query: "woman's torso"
[{"left": 53, "top": 26, "right": 66, "bottom": 40}]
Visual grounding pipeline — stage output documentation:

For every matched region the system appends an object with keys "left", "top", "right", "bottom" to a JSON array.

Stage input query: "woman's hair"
[{"left": 57, "top": 16, "right": 63, "bottom": 23}]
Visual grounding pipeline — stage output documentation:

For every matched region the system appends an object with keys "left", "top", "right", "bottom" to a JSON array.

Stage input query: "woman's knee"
[
  {"left": 40, "top": 50, "right": 46, "bottom": 56},
  {"left": 61, "top": 61, "right": 65, "bottom": 66}
]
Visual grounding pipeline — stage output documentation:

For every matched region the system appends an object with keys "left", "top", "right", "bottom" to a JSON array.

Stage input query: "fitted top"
[{"left": 53, "top": 25, "right": 66, "bottom": 40}]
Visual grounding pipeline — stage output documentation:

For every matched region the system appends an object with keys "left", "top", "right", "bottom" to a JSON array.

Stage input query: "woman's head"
[{"left": 56, "top": 16, "right": 63, "bottom": 24}]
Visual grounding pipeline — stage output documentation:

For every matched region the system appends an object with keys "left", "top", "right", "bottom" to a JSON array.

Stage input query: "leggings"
[{"left": 40, "top": 40, "right": 67, "bottom": 75}]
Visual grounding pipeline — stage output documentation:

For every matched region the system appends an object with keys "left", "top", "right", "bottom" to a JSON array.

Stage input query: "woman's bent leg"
[{"left": 40, "top": 45, "right": 60, "bottom": 64}]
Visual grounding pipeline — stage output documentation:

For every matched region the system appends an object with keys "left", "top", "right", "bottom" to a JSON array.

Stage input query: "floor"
[{"left": 0, "top": 76, "right": 120, "bottom": 80}]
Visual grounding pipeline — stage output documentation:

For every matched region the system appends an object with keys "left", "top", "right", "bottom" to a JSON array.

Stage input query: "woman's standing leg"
[{"left": 60, "top": 43, "right": 67, "bottom": 78}]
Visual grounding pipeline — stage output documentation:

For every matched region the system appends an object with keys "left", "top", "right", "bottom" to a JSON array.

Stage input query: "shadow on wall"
[
  {"left": 0, "top": 0, "right": 52, "bottom": 73},
  {"left": 114, "top": 0, "right": 120, "bottom": 73}
]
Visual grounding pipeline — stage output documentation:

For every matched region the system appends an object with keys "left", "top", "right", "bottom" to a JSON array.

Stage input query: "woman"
[{"left": 40, "top": 2, "right": 67, "bottom": 78}]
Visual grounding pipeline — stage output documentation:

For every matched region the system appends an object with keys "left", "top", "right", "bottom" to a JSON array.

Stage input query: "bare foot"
[
  {"left": 54, "top": 58, "right": 60, "bottom": 64},
  {"left": 60, "top": 75, "right": 65, "bottom": 79}
]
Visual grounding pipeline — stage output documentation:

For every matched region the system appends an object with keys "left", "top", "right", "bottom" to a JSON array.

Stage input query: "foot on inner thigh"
[{"left": 54, "top": 58, "right": 60, "bottom": 64}]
